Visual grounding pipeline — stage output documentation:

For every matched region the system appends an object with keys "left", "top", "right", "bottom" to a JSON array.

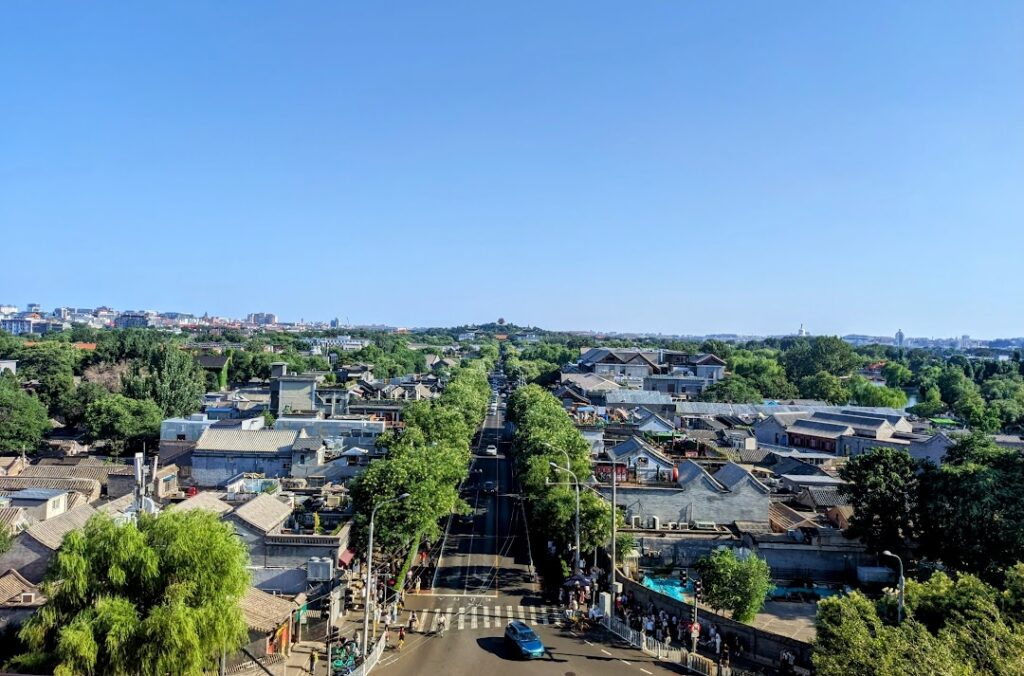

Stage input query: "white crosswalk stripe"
[
  {"left": 445, "top": 607, "right": 454, "bottom": 632},
  {"left": 494, "top": 605, "right": 501, "bottom": 626},
  {"left": 518, "top": 606, "right": 526, "bottom": 622},
  {"left": 506, "top": 605, "right": 513, "bottom": 622},
  {"left": 537, "top": 606, "right": 549, "bottom": 624},
  {"left": 458, "top": 606, "right": 466, "bottom": 631},
  {"left": 430, "top": 609, "right": 440, "bottom": 632},
  {"left": 470, "top": 605, "right": 478, "bottom": 629}
]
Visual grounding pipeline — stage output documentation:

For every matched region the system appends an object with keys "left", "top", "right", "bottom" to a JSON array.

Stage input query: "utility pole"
[{"left": 610, "top": 452, "right": 617, "bottom": 594}]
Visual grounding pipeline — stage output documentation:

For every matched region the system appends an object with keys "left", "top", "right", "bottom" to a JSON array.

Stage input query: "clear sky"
[{"left": 2, "top": 2, "right": 1022, "bottom": 337}]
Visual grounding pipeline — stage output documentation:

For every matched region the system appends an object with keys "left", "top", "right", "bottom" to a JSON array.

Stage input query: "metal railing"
[
  {"left": 347, "top": 634, "right": 387, "bottom": 676},
  {"left": 604, "top": 616, "right": 722, "bottom": 675}
]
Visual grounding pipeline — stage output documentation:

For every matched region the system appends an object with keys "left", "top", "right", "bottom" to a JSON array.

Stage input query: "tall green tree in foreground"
[
  {"left": 814, "top": 568, "right": 1024, "bottom": 676},
  {"left": 695, "top": 548, "right": 773, "bottom": 623},
  {"left": 11, "top": 510, "right": 250, "bottom": 676}
]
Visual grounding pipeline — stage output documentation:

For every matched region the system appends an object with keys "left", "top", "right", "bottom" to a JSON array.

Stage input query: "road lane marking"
[
  {"left": 507, "top": 605, "right": 513, "bottom": 622},
  {"left": 640, "top": 669, "right": 652, "bottom": 674},
  {"left": 518, "top": 606, "right": 526, "bottom": 622},
  {"left": 470, "top": 606, "right": 478, "bottom": 629},
  {"left": 445, "top": 607, "right": 454, "bottom": 632},
  {"left": 537, "top": 606, "right": 548, "bottom": 624},
  {"left": 620, "top": 660, "right": 632, "bottom": 665},
  {"left": 600, "top": 649, "right": 612, "bottom": 655},
  {"left": 458, "top": 606, "right": 466, "bottom": 630},
  {"left": 584, "top": 640, "right": 594, "bottom": 646},
  {"left": 494, "top": 605, "right": 501, "bottom": 624},
  {"left": 429, "top": 610, "right": 440, "bottom": 632},
  {"left": 483, "top": 606, "right": 490, "bottom": 629}
]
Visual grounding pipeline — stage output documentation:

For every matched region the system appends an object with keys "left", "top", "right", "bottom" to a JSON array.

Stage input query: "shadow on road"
[{"left": 475, "top": 637, "right": 566, "bottom": 663}]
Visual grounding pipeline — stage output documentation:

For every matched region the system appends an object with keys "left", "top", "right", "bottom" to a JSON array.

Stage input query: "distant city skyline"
[
  {"left": 2, "top": 2, "right": 1022, "bottom": 337},
  {"left": 0, "top": 298, "right": 1015, "bottom": 342}
]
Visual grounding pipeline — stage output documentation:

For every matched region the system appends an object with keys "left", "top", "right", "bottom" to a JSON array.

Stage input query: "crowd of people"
[{"left": 612, "top": 588, "right": 743, "bottom": 667}]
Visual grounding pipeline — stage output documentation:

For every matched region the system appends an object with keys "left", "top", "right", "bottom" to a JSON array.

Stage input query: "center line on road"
[
  {"left": 600, "top": 649, "right": 612, "bottom": 656},
  {"left": 584, "top": 640, "right": 594, "bottom": 646},
  {"left": 620, "top": 659, "right": 632, "bottom": 665},
  {"left": 640, "top": 669, "right": 653, "bottom": 674}
]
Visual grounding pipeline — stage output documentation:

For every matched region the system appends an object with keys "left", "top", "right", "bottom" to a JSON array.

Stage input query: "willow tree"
[{"left": 12, "top": 510, "right": 250, "bottom": 676}]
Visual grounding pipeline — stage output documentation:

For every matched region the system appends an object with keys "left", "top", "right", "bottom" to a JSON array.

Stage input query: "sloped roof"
[
  {"left": 676, "top": 460, "right": 726, "bottom": 493},
  {"left": 97, "top": 493, "right": 137, "bottom": 517},
  {"left": 0, "top": 476, "right": 101, "bottom": 501},
  {"left": 240, "top": 587, "right": 297, "bottom": 632},
  {"left": 811, "top": 411, "right": 892, "bottom": 434},
  {"left": 232, "top": 493, "right": 291, "bottom": 533},
  {"left": 786, "top": 420, "right": 853, "bottom": 439},
  {"left": 19, "top": 464, "right": 133, "bottom": 487},
  {"left": 173, "top": 491, "right": 234, "bottom": 516},
  {"left": 0, "top": 507, "right": 28, "bottom": 535},
  {"left": 713, "top": 462, "right": 770, "bottom": 494},
  {"left": 0, "top": 568, "right": 44, "bottom": 607},
  {"left": 195, "top": 429, "right": 301, "bottom": 454},
  {"left": 611, "top": 436, "right": 673, "bottom": 466},
  {"left": 636, "top": 409, "right": 676, "bottom": 431},
  {"left": 196, "top": 354, "right": 230, "bottom": 369},
  {"left": 804, "top": 486, "right": 851, "bottom": 508},
  {"left": 25, "top": 504, "right": 97, "bottom": 550},
  {"left": 769, "top": 503, "right": 819, "bottom": 532}
]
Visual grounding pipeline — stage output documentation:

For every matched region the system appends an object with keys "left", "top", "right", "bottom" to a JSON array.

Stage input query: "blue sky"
[{"left": 2, "top": 2, "right": 1022, "bottom": 337}]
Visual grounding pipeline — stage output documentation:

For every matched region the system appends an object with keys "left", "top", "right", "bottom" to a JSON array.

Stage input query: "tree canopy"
[
  {"left": 694, "top": 548, "right": 773, "bottom": 623},
  {"left": 0, "top": 375, "right": 50, "bottom": 451},
  {"left": 12, "top": 510, "right": 250, "bottom": 676}
]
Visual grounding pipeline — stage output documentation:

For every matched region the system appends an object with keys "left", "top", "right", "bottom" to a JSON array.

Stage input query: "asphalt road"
[{"left": 374, "top": 381, "right": 685, "bottom": 676}]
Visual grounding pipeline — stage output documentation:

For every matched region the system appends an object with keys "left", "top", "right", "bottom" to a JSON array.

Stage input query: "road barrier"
[
  {"left": 605, "top": 616, "right": 723, "bottom": 675},
  {"left": 347, "top": 634, "right": 387, "bottom": 676}
]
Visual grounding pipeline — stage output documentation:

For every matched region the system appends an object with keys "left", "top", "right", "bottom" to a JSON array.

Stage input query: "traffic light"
[
  {"left": 680, "top": 569, "right": 689, "bottom": 585},
  {"left": 343, "top": 587, "right": 354, "bottom": 611},
  {"left": 694, "top": 579, "right": 703, "bottom": 602}
]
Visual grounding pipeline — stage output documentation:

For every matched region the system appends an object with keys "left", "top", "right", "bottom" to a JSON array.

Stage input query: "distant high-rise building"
[
  {"left": 960, "top": 334, "right": 971, "bottom": 350},
  {"left": 247, "top": 312, "right": 278, "bottom": 325},
  {"left": 26, "top": 303, "right": 41, "bottom": 313},
  {"left": 896, "top": 329, "right": 905, "bottom": 349},
  {"left": 115, "top": 311, "right": 152, "bottom": 329}
]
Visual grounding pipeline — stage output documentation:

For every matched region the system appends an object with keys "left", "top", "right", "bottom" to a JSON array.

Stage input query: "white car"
[{"left": 485, "top": 445, "right": 498, "bottom": 456}]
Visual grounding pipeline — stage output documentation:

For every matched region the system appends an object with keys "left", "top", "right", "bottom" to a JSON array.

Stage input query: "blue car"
[{"left": 504, "top": 620, "right": 545, "bottom": 659}]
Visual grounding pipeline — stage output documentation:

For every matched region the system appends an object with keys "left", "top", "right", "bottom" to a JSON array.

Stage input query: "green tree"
[
  {"left": 882, "top": 362, "right": 913, "bottom": 388},
  {"left": 838, "top": 447, "right": 919, "bottom": 556},
  {"left": 784, "top": 336, "right": 860, "bottom": 382},
  {"left": 798, "top": 371, "right": 849, "bottom": 404},
  {"left": 84, "top": 394, "right": 161, "bottom": 453},
  {"left": 13, "top": 510, "right": 250, "bottom": 676},
  {"left": 699, "top": 375, "right": 763, "bottom": 403},
  {"left": 847, "top": 376, "right": 909, "bottom": 408},
  {"left": 908, "top": 385, "right": 945, "bottom": 418},
  {"left": 917, "top": 433, "right": 1024, "bottom": 581},
  {"left": 694, "top": 548, "right": 773, "bottom": 623},
  {"left": 143, "top": 346, "right": 206, "bottom": 417},
  {"left": 0, "top": 376, "right": 50, "bottom": 451},
  {"left": 813, "top": 592, "right": 959, "bottom": 676}
]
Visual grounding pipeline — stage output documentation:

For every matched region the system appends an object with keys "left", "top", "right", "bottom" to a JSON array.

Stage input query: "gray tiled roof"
[
  {"left": 240, "top": 587, "right": 297, "bottom": 632},
  {"left": 173, "top": 491, "right": 234, "bottom": 516},
  {"left": 195, "top": 429, "right": 301, "bottom": 454},
  {"left": 805, "top": 486, "right": 851, "bottom": 508},
  {"left": 231, "top": 493, "right": 291, "bottom": 533},
  {"left": 713, "top": 462, "right": 769, "bottom": 493},
  {"left": 786, "top": 420, "right": 853, "bottom": 439},
  {"left": 25, "top": 504, "right": 97, "bottom": 550}
]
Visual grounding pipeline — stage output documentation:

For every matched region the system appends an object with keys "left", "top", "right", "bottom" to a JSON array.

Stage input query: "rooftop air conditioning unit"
[
  {"left": 630, "top": 515, "right": 641, "bottom": 528},
  {"left": 307, "top": 557, "right": 334, "bottom": 582},
  {"left": 666, "top": 521, "right": 677, "bottom": 530},
  {"left": 649, "top": 516, "right": 661, "bottom": 530},
  {"left": 692, "top": 520, "right": 717, "bottom": 531}
]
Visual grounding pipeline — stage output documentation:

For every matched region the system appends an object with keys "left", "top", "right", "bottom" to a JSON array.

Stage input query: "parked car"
[{"left": 504, "top": 620, "right": 545, "bottom": 659}]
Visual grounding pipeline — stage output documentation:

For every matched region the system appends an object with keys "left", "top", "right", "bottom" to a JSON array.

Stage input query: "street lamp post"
[
  {"left": 882, "top": 550, "right": 905, "bottom": 624},
  {"left": 550, "top": 462, "right": 580, "bottom": 574},
  {"left": 363, "top": 493, "right": 410, "bottom": 658}
]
